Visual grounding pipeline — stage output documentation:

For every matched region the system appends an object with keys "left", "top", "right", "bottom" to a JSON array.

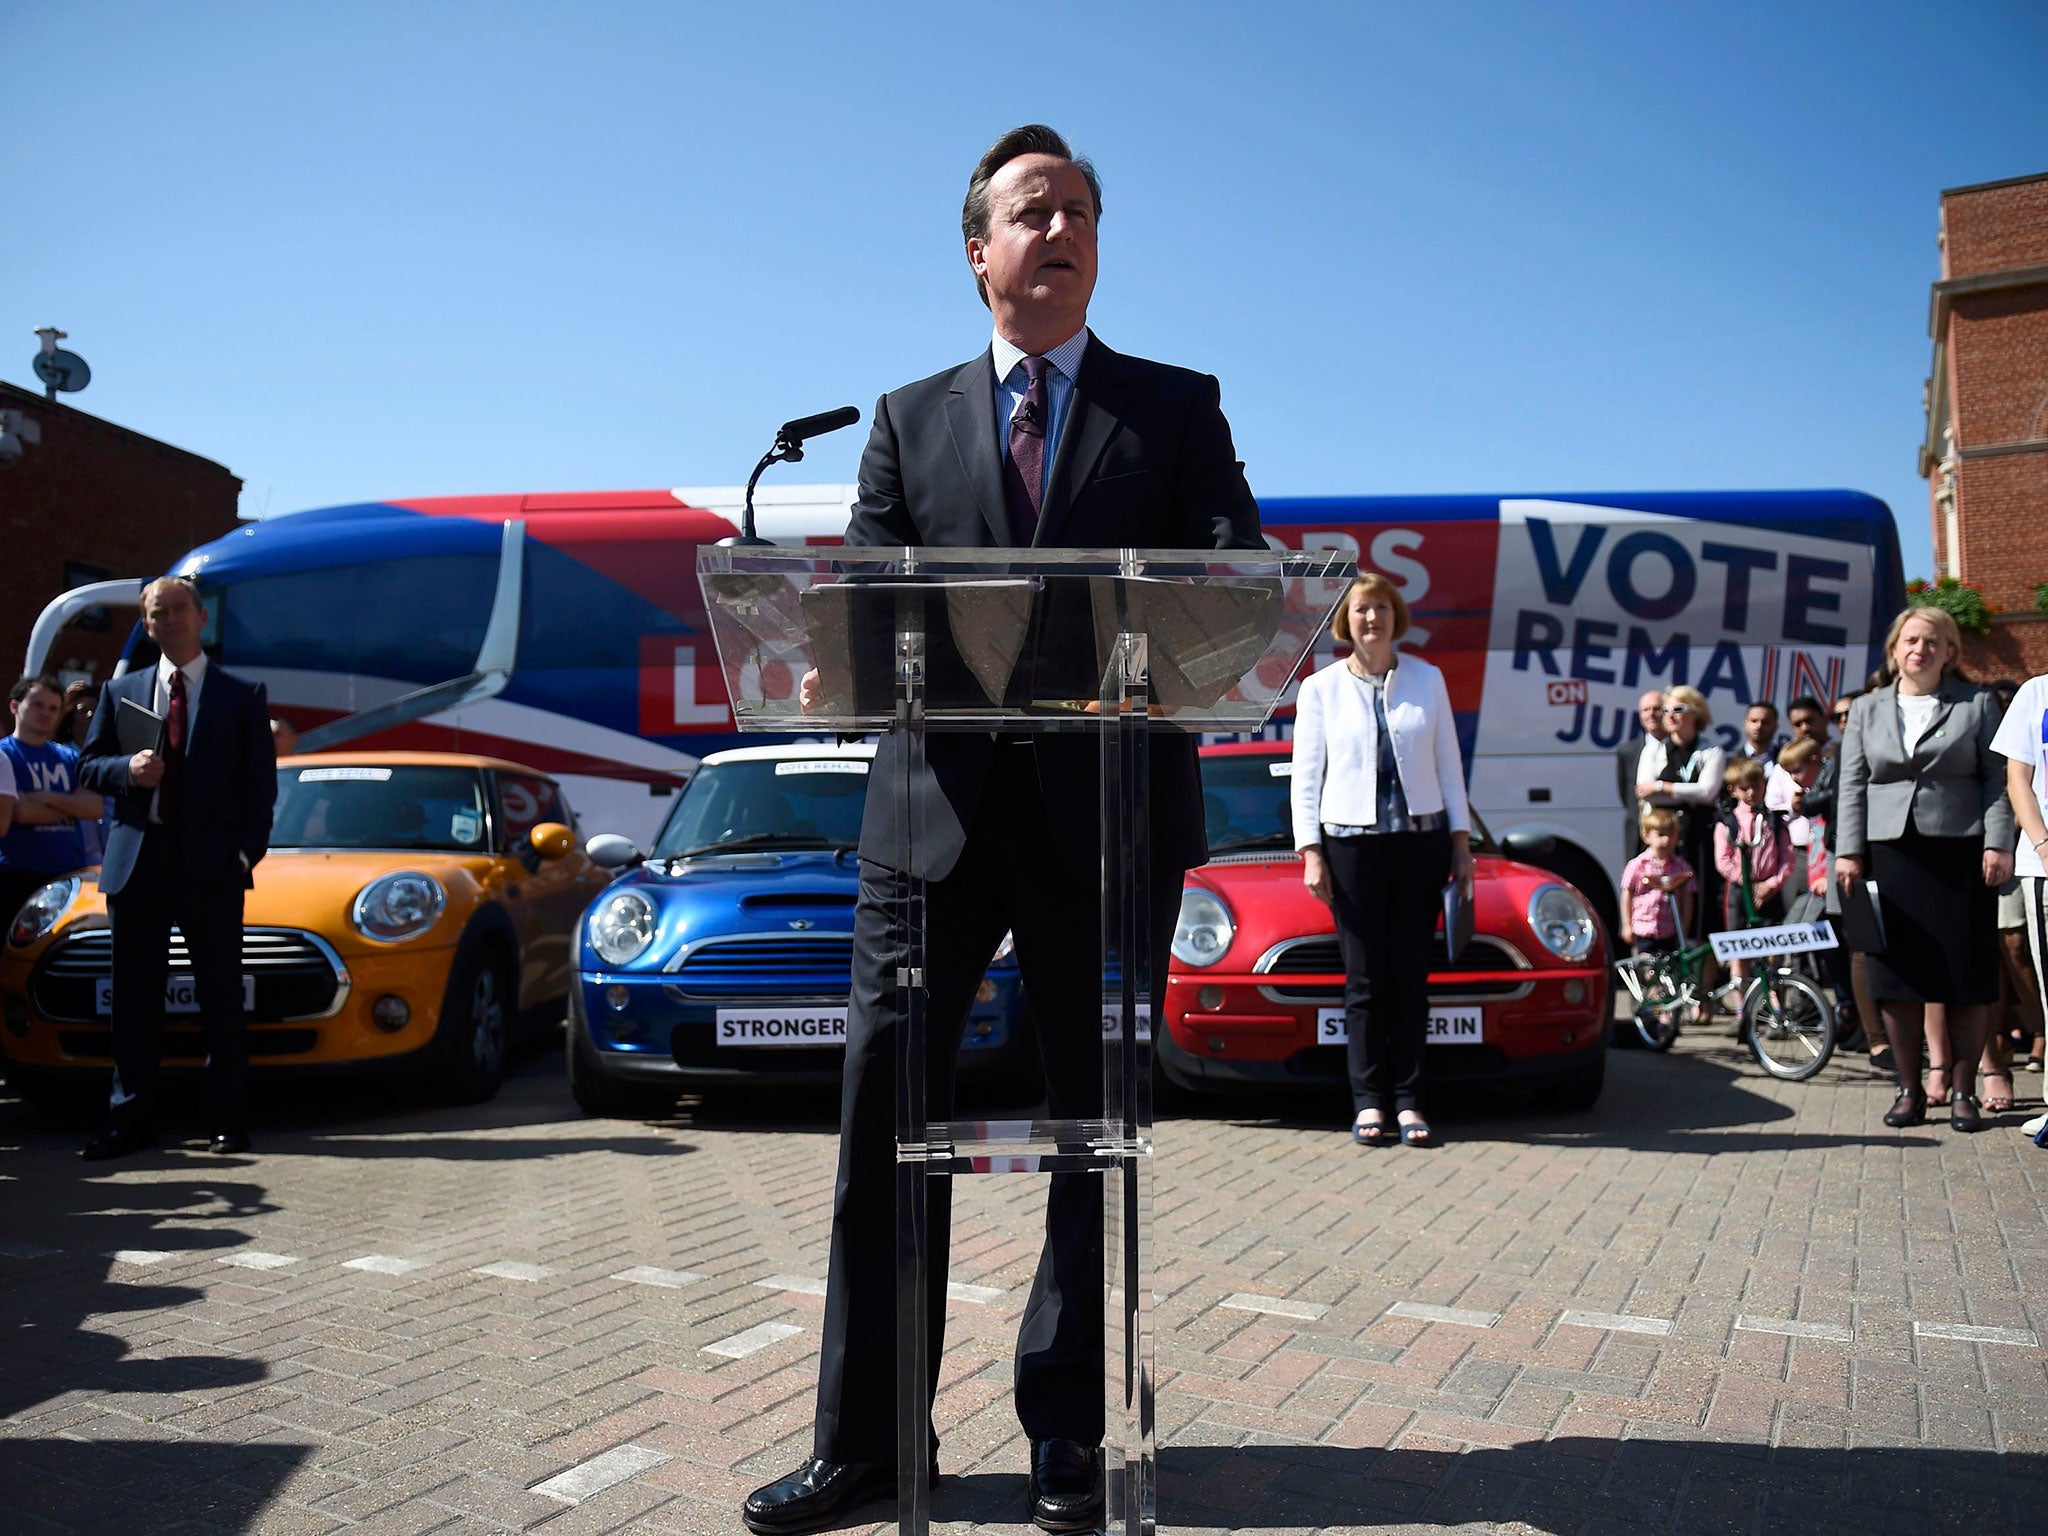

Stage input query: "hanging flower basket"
[{"left": 1905, "top": 576, "right": 1994, "bottom": 635}]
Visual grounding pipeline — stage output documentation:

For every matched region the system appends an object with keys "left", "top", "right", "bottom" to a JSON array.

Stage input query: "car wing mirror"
[
  {"left": 585, "top": 833, "right": 643, "bottom": 870},
  {"left": 1501, "top": 830, "right": 1556, "bottom": 862},
  {"left": 529, "top": 821, "right": 575, "bottom": 860}
]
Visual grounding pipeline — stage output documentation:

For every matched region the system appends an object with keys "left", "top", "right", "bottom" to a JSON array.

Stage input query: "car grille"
[
  {"left": 30, "top": 927, "right": 346, "bottom": 1024},
  {"left": 1255, "top": 934, "right": 1531, "bottom": 1002},
  {"left": 664, "top": 935, "right": 855, "bottom": 1000}
]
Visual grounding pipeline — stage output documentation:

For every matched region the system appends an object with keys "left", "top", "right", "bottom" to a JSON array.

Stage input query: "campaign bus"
[{"left": 28, "top": 485, "right": 1903, "bottom": 937}]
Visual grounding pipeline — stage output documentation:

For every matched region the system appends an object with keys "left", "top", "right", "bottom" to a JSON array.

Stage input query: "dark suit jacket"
[
  {"left": 846, "top": 334, "right": 1264, "bottom": 879},
  {"left": 79, "top": 663, "right": 277, "bottom": 896}
]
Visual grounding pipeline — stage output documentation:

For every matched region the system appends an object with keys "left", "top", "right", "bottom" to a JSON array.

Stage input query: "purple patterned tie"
[
  {"left": 1002, "top": 355, "right": 1049, "bottom": 545},
  {"left": 161, "top": 670, "right": 187, "bottom": 825}
]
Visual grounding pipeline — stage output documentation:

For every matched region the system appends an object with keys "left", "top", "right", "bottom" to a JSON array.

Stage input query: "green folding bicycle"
[{"left": 1613, "top": 880, "right": 1838, "bottom": 1080}]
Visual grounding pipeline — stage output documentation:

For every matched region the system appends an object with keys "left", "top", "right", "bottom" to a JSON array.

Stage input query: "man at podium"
[{"left": 742, "top": 125, "right": 1263, "bottom": 1534}]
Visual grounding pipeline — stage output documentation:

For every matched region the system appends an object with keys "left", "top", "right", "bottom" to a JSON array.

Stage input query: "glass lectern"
[{"left": 697, "top": 547, "right": 1354, "bottom": 1536}]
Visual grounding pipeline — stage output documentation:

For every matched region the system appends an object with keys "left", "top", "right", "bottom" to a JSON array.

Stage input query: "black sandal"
[
  {"left": 1398, "top": 1119, "right": 1437, "bottom": 1148},
  {"left": 1352, "top": 1117, "right": 1390, "bottom": 1147}
]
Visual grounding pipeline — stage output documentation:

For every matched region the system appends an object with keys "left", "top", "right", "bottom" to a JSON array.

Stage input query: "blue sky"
[{"left": 7, "top": 1, "right": 2045, "bottom": 581}]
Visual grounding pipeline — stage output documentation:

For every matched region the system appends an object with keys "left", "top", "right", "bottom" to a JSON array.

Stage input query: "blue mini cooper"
[{"left": 566, "top": 742, "right": 1032, "bottom": 1115}]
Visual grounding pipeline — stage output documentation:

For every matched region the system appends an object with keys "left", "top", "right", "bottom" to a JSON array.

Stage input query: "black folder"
[
  {"left": 1442, "top": 877, "right": 1474, "bottom": 961},
  {"left": 1837, "top": 878, "right": 1887, "bottom": 953},
  {"left": 115, "top": 698, "right": 165, "bottom": 757}
]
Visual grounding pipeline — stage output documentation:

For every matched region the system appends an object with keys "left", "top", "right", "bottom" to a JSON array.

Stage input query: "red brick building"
[
  {"left": 1920, "top": 170, "right": 2048, "bottom": 679},
  {"left": 0, "top": 380, "right": 243, "bottom": 688}
]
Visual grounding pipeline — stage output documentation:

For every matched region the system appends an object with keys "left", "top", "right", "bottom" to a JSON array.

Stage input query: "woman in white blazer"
[{"left": 1293, "top": 573, "right": 1473, "bottom": 1148}]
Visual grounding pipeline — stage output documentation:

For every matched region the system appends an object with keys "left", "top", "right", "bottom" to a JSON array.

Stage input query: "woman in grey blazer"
[{"left": 1836, "top": 605, "right": 2015, "bottom": 1131}]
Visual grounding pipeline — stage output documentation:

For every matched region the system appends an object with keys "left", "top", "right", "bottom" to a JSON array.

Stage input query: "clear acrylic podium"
[{"left": 697, "top": 546, "right": 1353, "bottom": 1536}]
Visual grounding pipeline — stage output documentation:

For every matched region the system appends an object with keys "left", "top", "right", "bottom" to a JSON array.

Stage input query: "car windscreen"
[
  {"left": 1201, "top": 754, "right": 1496, "bottom": 855},
  {"left": 651, "top": 758, "right": 868, "bottom": 858},
  {"left": 272, "top": 765, "right": 492, "bottom": 852}
]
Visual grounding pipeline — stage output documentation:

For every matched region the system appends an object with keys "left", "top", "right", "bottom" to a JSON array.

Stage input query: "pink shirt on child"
[
  {"left": 1621, "top": 851, "right": 1692, "bottom": 938},
  {"left": 1713, "top": 803, "right": 1793, "bottom": 899}
]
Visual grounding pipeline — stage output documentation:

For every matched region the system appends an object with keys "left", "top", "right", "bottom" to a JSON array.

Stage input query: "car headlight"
[
  {"left": 8, "top": 876, "right": 80, "bottom": 948},
  {"left": 588, "top": 889, "right": 657, "bottom": 967},
  {"left": 1527, "top": 883, "right": 1598, "bottom": 962},
  {"left": 1171, "top": 887, "right": 1235, "bottom": 967},
  {"left": 351, "top": 872, "right": 447, "bottom": 943}
]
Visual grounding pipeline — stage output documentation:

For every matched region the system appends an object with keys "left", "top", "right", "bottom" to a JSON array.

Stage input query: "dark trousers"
[
  {"left": 813, "top": 744, "right": 1177, "bottom": 1464},
  {"left": 107, "top": 832, "right": 249, "bottom": 1131},
  {"left": 1326, "top": 826, "right": 1452, "bottom": 1116}
]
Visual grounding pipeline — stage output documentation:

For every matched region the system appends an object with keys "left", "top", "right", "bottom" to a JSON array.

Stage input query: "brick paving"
[{"left": 3, "top": 1028, "right": 2046, "bottom": 1535}]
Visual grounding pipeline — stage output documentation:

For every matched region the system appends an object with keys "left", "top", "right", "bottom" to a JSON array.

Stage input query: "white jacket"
[{"left": 1291, "top": 651, "right": 1470, "bottom": 849}]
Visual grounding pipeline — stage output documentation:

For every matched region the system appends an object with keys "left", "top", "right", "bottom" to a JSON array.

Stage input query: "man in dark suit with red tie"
[
  {"left": 744, "top": 125, "right": 1263, "bottom": 1536},
  {"left": 78, "top": 575, "right": 276, "bottom": 1159}
]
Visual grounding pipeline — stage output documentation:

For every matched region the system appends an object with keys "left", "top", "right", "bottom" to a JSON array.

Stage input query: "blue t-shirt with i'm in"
[{"left": 0, "top": 736, "right": 92, "bottom": 873}]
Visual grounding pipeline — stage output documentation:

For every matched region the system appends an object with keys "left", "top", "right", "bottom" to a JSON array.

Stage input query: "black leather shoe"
[
  {"left": 209, "top": 1131, "right": 251, "bottom": 1155},
  {"left": 1882, "top": 1090, "right": 1926, "bottom": 1128},
  {"left": 1949, "top": 1090, "right": 1984, "bottom": 1133},
  {"left": 81, "top": 1125, "right": 155, "bottom": 1162},
  {"left": 1029, "top": 1438, "right": 1103, "bottom": 1534},
  {"left": 741, "top": 1456, "right": 936, "bottom": 1535}
]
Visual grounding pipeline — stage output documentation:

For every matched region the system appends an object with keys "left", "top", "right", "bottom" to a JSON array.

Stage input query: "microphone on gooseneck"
[
  {"left": 720, "top": 405, "right": 864, "bottom": 547},
  {"left": 779, "top": 405, "right": 861, "bottom": 444}
]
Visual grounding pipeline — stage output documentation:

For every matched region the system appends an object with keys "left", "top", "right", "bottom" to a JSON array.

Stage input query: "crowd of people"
[{"left": 1611, "top": 602, "right": 2048, "bottom": 1136}]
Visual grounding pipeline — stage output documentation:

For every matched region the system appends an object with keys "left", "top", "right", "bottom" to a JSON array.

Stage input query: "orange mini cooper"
[{"left": 0, "top": 752, "right": 609, "bottom": 1105}]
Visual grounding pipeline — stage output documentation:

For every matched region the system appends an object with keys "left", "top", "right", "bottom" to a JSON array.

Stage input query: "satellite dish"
[{"left": 33, "top": 349, "right": 90, "bottom": 393}]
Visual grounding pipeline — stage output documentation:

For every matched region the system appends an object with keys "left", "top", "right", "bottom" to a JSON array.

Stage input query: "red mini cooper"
[{"left": 1160, "top": 742, "right": 1609, "bottom": 1110}]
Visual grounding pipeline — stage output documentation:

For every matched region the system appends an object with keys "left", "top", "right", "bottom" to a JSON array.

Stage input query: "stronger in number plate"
[
  {"left": 95, "top": 974, "right": 257, "bottom": 1015},
  {"left": 715, "top": 1006, "right": 849, "bottom": 1046},
  {"left": 1317, "top": 1005, "right": 1483, "bottom": 1045}
]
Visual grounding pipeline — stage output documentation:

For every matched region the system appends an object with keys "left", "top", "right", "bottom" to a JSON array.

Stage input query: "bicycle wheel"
[
  {"left": 1626, "top": 962, "right": 1686, "bottom": 1051},
  {"left": 1634, "top": 998, "right": 1683, "bottom": 1050},
  {"left": 1743, "top": 969, "right": 1836, "bottom": 1080}
]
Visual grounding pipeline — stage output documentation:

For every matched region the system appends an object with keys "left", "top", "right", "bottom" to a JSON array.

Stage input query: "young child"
[
  {"left": 1712, "top": 759, "right": 1795, "bottom": 989},
  {"left": 1714, "top": 758, "right": 1794, "bottom": 929},
  {"left": 1620, "top": 808, "right": 1695, "bottom": 955}
]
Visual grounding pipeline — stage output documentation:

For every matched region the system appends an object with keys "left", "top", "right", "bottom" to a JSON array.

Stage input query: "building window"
[{"left": 63, "top": 560, "right": 112, "bottom": 632}]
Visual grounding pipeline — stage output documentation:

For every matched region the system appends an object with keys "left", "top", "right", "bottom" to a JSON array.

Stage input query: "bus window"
[{"left": 216, "top": 555, "right": 497, "bottom": 681}]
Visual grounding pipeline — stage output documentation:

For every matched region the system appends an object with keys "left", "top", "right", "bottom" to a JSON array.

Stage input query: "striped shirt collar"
[{"left": 991, "top": 326, "right": 1088, "bottom": 387}]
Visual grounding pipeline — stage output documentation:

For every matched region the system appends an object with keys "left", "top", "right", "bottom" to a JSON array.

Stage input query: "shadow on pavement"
[
  {"left": 1, "top": 1171, "right": 273, "bottom": 1421},
  {"left": 288, "top": 1128, "right": 690, "bottom": 1159},
  {"left": 1144, "top": 1437, "right": 2048, "bottom": 1531},
  {"left": 1175, "top": 1043, "right": 1935, "bottom": 1154},
  {"left": 0, "top": 1439, "right": 311, "bottom": 1533}
]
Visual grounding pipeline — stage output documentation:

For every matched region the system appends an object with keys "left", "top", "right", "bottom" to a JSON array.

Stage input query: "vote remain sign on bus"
[{"left": 1474, "top": 499, "right": 1873, "bottom": 757}]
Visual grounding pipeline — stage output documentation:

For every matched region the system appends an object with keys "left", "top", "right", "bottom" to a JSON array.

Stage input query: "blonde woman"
[
  {"left": 1639, "top": 685, "right": 1727, "bottom": 940},
  {"left": 1837, "top": 605, "right": 2014, "bottom": 1131},
  {"left": 1293, "top": 573, "right": 1473, "bottom": 1149}
]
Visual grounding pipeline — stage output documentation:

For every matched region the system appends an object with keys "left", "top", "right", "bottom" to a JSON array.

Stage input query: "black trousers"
[
  {"left": 1326, "top": 827, "right": 1451, "bottom": 1116},
  {"left": 107, "top": 832, "right": 249, "bottom": 1131},
  {"left": 813, "top": 743, "right": 1177, "bottom": 1464}
]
